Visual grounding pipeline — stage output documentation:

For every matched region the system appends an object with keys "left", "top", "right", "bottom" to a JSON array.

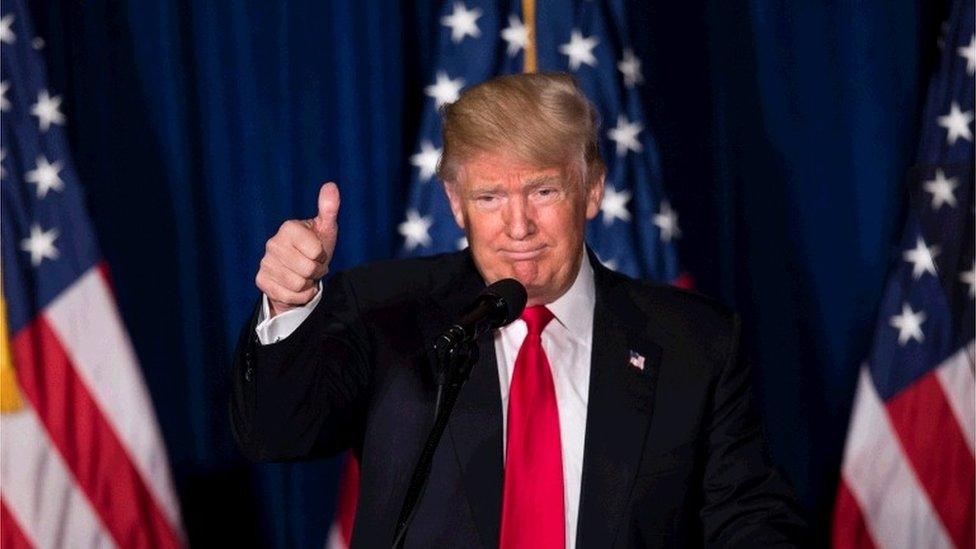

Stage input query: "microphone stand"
[{"left": 391, "top": 331, "right": 479, "bottom": 549}]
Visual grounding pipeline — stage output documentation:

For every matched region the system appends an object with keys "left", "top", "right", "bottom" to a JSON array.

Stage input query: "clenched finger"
[
  {"left": 256, "top": 271, "right": 317, "bottom": 305},
  {"left": 277, "top": 221, "right": 328, "bottom": 262},
  {"left": 260, "top": 256, "right": 315, "bottom": 293},
  {"left": 267, "top": 241, "right": 326, "bottom": 280}
]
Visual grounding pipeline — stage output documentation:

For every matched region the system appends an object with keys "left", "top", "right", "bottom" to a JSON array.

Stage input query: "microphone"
[
  {"left": 393, "top": 278, "right": 526, "bottom": 549},
  {"left": 435, "top": 278, "right": 527, "bottom": 351}
]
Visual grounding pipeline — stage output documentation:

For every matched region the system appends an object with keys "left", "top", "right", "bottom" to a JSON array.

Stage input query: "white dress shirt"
[{"left": 255, "top": 256, "right": 595, "bottom": 548}]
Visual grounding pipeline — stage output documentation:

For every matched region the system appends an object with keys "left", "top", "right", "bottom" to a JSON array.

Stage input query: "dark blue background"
[{"left": 29, "top": 1, "right": 943, "bottom": 546}]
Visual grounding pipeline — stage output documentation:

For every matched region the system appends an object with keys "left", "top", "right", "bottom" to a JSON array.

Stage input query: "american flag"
[
  {"left": 329, "top": 0, "right": 684, "bottom": 546},
  {"left": 0, "top": 1, "right": 183, "bottom": 547},
  {"left": 832, "top": 0, "right": 975, "bottom": 546}
]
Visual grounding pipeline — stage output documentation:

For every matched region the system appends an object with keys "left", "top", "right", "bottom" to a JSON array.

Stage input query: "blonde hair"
[{"left": 437, "top": 72, "right": 604, "bottom": 187}]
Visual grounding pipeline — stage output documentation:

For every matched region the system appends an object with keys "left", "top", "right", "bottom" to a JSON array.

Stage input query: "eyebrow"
[
  {"left": 466, "top": 184, "right": 504, "bottom": 195},
  {"left": 525, "top": 175, "right": 562, "bottom": 187}
]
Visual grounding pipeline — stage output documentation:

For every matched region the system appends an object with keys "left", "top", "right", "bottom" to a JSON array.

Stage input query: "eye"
[
  {"left": 534, "top": 187, "right": 561, "bottom": 201},
  {"left": 472, "top": 193, "right": 504, "bottom": 210}
]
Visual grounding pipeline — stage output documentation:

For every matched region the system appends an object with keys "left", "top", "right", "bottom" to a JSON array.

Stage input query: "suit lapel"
[
  {"left": 447, "top": 331, "right": 503, "bottom": 548},
  {"left": 419, "top": 252, "right": 504, "bottom": 549},
  {"left": 576, "top": 256, "right": 662, "bottom": 548}
]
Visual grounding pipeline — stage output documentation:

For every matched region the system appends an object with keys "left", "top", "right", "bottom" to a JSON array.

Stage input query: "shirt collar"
[{"left": 545, "top": 249, "right": 596, "bottom": 342}]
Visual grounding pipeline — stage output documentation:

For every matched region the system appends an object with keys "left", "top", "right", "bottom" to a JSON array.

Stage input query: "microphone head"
[{"left": 484, "top": 278, "right": 527, "bottom": 327}]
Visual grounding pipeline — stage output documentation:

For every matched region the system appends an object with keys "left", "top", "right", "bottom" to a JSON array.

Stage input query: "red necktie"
[{"left": 500, "top": 306, "right": 565, "bottom": 549}]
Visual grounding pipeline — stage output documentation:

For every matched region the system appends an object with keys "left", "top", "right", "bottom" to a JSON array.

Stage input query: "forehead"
[{"left": 459, "top": 152, "right": 567, "bottom": 188}]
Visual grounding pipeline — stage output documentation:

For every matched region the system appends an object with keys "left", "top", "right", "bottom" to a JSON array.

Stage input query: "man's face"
[{"left": 444, "top": 152, "right": 605, "bottom": 306}]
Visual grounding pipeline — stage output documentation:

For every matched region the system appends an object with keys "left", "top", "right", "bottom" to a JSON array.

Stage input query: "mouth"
[{"left": 499, "top": 246, "right": 547, "bottom": 261}]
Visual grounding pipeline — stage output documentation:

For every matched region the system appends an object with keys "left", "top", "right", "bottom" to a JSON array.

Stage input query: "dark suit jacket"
[{"left": 231, "top": 249, "right": 807, "bottom": 548}]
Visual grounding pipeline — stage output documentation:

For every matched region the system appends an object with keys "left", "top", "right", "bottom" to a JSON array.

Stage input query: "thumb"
[{"left": 313, "top": 182, "right": 340, "bottom": 241}]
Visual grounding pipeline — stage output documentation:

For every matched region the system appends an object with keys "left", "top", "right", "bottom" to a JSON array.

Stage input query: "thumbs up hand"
[{"left": 256, "top": 182, "right": 340, "bottom": 317}]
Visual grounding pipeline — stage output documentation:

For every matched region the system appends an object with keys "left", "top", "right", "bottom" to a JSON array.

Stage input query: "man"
[{"left": 232, "top": 73, "right": 806, "bottom": 547}]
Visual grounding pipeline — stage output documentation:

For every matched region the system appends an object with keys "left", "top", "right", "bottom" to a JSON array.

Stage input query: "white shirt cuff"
[{"left": 254, "top": 281, "right": 323, "bottom": 345}]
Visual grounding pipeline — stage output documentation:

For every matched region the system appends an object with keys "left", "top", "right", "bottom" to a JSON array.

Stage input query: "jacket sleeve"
[
  {"left": 699, "top": 315, "right": 809, "bottom": 547},
  {"left": 230, "top": 271, "right": 371, "bottom": 462}
]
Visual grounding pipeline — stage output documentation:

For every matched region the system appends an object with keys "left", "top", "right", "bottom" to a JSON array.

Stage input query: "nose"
[{"left": 503, "top": 195, "right": 536, "bottom": 240}]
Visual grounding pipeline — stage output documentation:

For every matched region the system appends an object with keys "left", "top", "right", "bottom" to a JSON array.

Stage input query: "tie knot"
[{"left": 520, "top": 306, "right": 554, "bottom": 335}]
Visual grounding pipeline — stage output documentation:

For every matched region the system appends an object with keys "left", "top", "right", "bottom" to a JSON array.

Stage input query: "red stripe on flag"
[
  {"left": 886, "top": 371, "right": 975, "bottom": 549},
  {"left": 0, "top": 498, "right": 35, "bottom": 549},
  {"left": 97, "top": 262, "right": 115, "bottom": 295},
  {"left": 10, "top": 318, "right": 182, "bottom": 549},
  {"left": 671, "top": 272, "right": 694, "bottom": 290},
  {"left": 831, "top": 481, "right": 878, "bottom": 549},
  {"left": 336, "top": 454, "right": 360, "bottom": 545}
]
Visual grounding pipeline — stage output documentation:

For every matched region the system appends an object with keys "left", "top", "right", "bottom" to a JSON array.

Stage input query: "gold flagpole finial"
[{"left": 0, "top": 288, "right": 24, "bottom": 413}]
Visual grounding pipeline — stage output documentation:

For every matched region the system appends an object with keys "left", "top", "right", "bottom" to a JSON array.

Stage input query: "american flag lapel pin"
[{"left": 628, "top": 350, "right": 646, "bottom": 371}]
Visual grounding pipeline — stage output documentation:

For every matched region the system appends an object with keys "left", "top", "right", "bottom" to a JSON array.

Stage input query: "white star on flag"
[
  {"left": 26, "top": 155, "right": 64, "bottom": 198},
  {"left": 960, "top": 261, "right": 976, "bottom": 299},
  {"left": 653, "top": 200, "right": 681, "bottom": 242},
  {"left": 399, "top": 209, "right": 433, "bottom": 251},
  {"left": 0, "top": 80, "right": 9, "bottom": 112},
  {"left": 902, "top": 236, "right": 940, "bottom": 280},
  {"left": 441, "top": 2, "right": 482, "bottom": 44},
  {"left": 0, "top": 14, "right": 15, "bottom": 45},
  {"left": 936, "top": 101, "right": 973, "bottom": 145},
  {"left": 425, "top": 71, "right": 464, "bottom": 109},
  {"left": 31, "top": 89, "right": 66, "bottom": 132},
  {"left": 500, "top": 14, "right": 527, "bottom": 57},
  {"left": 559, "top": 30, "right": 599, "bottom": 71},
  {"left": 410, "top": 140, "right": 442, "bottom": 182},
  {"left": 889, "top": 302, "right": 926, "bottom": 346},
  {"left": 600, "top": 186, "right": 632, "bottom": 225},
  {"left": 456, "top": 236, "right": 468, "bottom": 250},
  {"left": 959, "top": 34, "right": 976, "bottom": 76},
  {"left": 923, "top": 169, "right": 959, "bottom": 209},
  {"left": 607, "top": 115, "right": 643, "bottom": 156},
  {"left": 601, "top": 256, "right": 618, "bottom": 271},
  {"left": 20, "top": 223, "right": 59, "bottom": 266},
  {"left": 617, "top": 49, "right": 643, "bottom": 88}
]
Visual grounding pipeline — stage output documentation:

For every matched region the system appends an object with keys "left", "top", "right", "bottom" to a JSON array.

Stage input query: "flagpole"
[
  {"left": 522, "top": 0, "right": 537, "bottom": 72},
  {"left": 0, "top": 289, "right": 23, "bottom": 413}
]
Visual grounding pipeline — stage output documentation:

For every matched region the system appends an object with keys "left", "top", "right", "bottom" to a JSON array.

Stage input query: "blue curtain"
[
  {"left": 625, "top": 3, "right": 941, "bottom": 542},
  {"left": 698, "top": 2, "right": 938, "bottom": 537},
  {"left": 30, "top": 0, "right": 940, "bottom": 546}
]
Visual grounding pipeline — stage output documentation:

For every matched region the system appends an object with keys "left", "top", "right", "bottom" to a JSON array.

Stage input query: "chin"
[{"left": 516, "top": 274, "right": 555, "bottom": 299}]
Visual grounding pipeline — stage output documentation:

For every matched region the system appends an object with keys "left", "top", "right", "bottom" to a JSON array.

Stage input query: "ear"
[
  {"left": 442, "top": 181, "right": 467, "bottom": 229},
  {"left": 584, "top": 171, "right": 605, "bottom": 220}
]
